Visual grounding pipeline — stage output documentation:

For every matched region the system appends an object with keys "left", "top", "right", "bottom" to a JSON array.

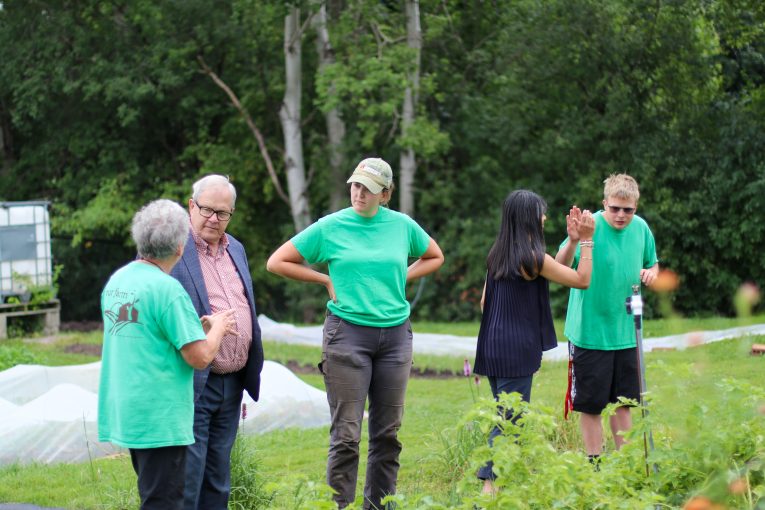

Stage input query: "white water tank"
[{"left": 0, "top": 201, "right": 52, "bottom": 302}]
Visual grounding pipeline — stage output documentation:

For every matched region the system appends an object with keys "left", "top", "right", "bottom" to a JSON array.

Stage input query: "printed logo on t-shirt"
[{"left": 103, "top": 288, "right": 142, "bottom": 334}]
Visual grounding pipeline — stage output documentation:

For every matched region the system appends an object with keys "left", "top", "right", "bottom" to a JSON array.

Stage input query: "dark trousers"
[
  {"left": 183, "top": 371, "right": 244, "bottom": 510},
  {"left": 129, "top": 445, "right": 187, "bottom": 510},
  {"left": 477, "top": 375, "right": 534, "bottom": 481},
  {"left": 320, "top": 314, "right": 413, "bottom": 510}
]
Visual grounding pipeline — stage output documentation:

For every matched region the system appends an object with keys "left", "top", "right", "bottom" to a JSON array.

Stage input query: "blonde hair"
[{"left": 603, "top": 173, "right": 640, "bottom": 202}]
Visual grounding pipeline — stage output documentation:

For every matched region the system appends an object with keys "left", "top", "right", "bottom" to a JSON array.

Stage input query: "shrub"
[{"left": 0, "top": 343, "right": 39, "bottom": 371}]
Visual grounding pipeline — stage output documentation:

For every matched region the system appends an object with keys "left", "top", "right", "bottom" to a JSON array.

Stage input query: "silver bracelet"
[{"left": 580, "top": 240, "right": 594, "bottom": 248}]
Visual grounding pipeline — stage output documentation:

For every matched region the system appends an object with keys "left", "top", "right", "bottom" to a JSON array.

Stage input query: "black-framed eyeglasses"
[
  {"left": 194, "top": 200, "right": 233, "bottom": 221},
  {"left": 606, "top": 204, "right": 635, "bottom": 215}
]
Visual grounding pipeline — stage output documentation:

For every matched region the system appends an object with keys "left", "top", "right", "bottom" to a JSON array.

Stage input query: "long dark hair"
[{"left": 486, "top": 190, "right": 547, "bottom": 280}]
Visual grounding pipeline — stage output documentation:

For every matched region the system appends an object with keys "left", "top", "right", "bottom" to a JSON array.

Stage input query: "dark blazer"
[{"left": 170, "top": 231, "right": 264, "bottom": 401}]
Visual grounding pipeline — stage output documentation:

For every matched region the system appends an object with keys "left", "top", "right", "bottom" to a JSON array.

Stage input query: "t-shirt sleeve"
[
  {"left": 158, "top": 292, "right": 206, "bottom": 350},
  {"left": 643, "top": 224, "right": 659, "bottom": 269},
  {"left": 407, "top": 217, "right": 431, "bottom": 257},
  {"left": 291, "top": 220, "right": 326, "bottom": 264}
]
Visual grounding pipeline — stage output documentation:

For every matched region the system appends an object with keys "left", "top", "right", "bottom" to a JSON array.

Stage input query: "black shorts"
[{"left": 571, "top": 345, "right": 640, "bottom": 415}]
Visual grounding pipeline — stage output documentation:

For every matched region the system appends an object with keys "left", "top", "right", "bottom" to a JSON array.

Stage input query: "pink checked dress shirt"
[{"left": 191, "top": 229, "right": 253, "bottom": 374}]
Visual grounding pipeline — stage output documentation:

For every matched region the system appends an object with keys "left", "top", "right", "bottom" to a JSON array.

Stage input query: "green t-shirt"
[
  {"left": 561, "top": 211, "right": 658, "bottom": 350},
  {"left": 292, "top": 206, "right": 431, "bottom": 327},
  {"left": 98, "top": 262, "right": 206, "bottom": 449}
]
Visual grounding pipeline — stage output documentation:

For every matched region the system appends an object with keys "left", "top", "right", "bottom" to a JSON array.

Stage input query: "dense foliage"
[{"left": 1, "top": 0, "right": 763, "bottom": 321}]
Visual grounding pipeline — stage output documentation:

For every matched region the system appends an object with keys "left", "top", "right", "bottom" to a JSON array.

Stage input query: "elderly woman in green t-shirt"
[
  {"left": 98, "top": 199, "right": 236, "bottom": 510},
  {"left": 267, "top": 158, "right": 444, "bottom": 510}
]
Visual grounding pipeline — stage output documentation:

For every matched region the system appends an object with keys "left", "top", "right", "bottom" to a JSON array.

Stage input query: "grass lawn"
[{"left": 0, "top": 316, "right": 764, "bottom": 508}]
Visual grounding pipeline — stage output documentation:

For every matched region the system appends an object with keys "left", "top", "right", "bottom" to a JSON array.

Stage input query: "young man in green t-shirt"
[{"left": 555, "top": 174, "right": 659, "bottom": 463}]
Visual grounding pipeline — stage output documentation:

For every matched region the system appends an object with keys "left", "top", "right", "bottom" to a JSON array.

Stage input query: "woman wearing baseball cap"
[{"left": 267, "top": 157, "right": 444, "bottom": 509}]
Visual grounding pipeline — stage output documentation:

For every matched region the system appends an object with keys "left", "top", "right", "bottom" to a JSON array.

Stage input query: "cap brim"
[{"left": 347, "top": 175, "right": 384, "bottom": 194}]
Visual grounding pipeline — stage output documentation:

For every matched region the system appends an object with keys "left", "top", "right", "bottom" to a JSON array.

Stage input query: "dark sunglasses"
[{"left": 606, "top": 204, "right": 635, "bottom": 215}]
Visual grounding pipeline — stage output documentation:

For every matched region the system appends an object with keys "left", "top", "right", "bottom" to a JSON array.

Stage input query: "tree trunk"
[
  {"left": 399, "top": 0, "right": 421, "bottom": 217},
  {"left": 313, "top": 1, "right": 347, "bottom": 212},
  {"left": 279, "top": 6, "right": 312, "bottom": 232},
  {"left": 197, "top": 56, "right": 290, "bottom": 207},
  {"left": 0, "top": 100, "right": 14, "bottom": 173}
]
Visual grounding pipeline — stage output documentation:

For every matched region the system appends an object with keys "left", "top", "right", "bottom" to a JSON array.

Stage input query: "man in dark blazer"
[{"left": 170, "top": 174, "right": 264, "bottom": 510}]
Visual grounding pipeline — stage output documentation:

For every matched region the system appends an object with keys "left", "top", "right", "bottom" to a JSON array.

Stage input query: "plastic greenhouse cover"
[
  {"left": 0, "top": 360, "right": 329, "bottom": 465},
  {"left": 258, "top": 314, "right": 765, "bottom": 361}
]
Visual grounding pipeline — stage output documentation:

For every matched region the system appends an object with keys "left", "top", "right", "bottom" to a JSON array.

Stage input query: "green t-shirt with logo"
[
  {"left": 561, "top": 211, "right": 658, "bottom": 350},
  {"left": 98, "top": 262, "right": 205, "bottom": 449},
  {"left": 292, "top": 206, "right": 431, "bottom": 327}
]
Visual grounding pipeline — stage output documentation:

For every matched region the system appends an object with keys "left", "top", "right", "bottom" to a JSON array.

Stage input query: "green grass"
[
  {"left": 640, "top": 313, "right": 765, "bottom": 338},
  {"left": 1, "top": 318, "right": 764, "bottom": 508},
  {"left": 0, "top": 332, "right": 102, "bottom": 370},
  {"left": 418, "top": 313, "right": 765, "bottom": 340},
  {"left": 266, "top": 313, "right": 765, "bottom": 375}
]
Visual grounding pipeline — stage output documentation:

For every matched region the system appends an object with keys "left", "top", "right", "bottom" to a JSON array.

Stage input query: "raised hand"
[
  {"left": 566, "top": 206, "right": 582, "bottom": 242},
  {"left": 578, "top": 210, "right": 595, "bottom": 240}
]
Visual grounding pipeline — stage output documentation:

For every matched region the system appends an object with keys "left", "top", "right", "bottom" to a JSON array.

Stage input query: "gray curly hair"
[{"left": 131, "top": 199, "right": 189, "bottom": 259}]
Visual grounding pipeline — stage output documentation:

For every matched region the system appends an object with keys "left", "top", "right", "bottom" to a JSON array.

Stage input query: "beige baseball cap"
[{"left": 346, "top": 158, "right": 393, "bottom": 194}]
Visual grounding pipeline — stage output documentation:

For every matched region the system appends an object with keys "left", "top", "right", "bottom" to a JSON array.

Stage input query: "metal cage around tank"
[
  {"left": 0, "top": 200, "right": 53, "bottom": 302},
  {"left": 0, "top": 201, "right": 59, "bottom": 339}
]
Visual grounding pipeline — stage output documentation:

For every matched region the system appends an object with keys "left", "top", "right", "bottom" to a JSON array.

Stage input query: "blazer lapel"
[{"left": 182, "top": 232, "right": 212, "bottom": 315}]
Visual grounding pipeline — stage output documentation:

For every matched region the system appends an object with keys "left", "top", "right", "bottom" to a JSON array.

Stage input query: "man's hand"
[
  {"left": 577, "top": 210, "right": 595, "bottom": 240},
  {"left": 640, "top": 267, "right": 658, "bottom": 287},
  {"left": 201, "top": 309, "right": 237, "bottom": 335}
]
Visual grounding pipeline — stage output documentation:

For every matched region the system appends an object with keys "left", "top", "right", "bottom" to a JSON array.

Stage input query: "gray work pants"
[{"left": 319, "top": 313, "right": 413, "bottom": 510}]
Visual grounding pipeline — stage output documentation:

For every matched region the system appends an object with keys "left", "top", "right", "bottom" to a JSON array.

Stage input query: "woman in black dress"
[{"left": 474, "top": 190, "right": 595, "bottom": 493}]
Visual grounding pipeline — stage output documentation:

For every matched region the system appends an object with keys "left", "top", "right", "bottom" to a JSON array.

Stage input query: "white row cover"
[
  {"left": 258, "top": 314, "right": 765, "bottom": 360},
  {"left": 0, "top": 360, "right": 330, "bottom": 465}
]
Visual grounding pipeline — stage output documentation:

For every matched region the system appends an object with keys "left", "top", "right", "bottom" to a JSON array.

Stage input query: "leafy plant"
[
  {"left": 9, "top": 264, "right": 63, "bottom": 307},
  {"left": 0, "top": 342, "right": 39, "bottom": 370},
  {"left": 449, "top": 377, "right": 765, "bottom": 510},
  {"left": 228, "top": 433, "right": 275, "bottom": 510}
]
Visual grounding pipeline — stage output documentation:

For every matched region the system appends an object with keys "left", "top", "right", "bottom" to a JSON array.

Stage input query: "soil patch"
[
  {"left": 22, "top": 335, "right": 58, "bottom": 344},
  {"left": 58, "top": 346, "right": 461, "bottom": 378},
  {"left": 63, "top": 343, "right": 102, "bottom": 356},
  {"left": 284, "top": 360, "right": 459, "bottom": 379},
  {"left": 60, "top": 321, "right": 102, "bottom": 332}
]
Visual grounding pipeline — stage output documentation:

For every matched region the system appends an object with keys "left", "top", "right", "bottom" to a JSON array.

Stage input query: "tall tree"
[
  {"left": 399, "top": 0, "right": 421, "bottom": 217},
  {"left": 313, "top": 0, "right": 347, "bottom": 212},
  {"left": 279, "top": 6, "right": 312, "bottom": 232}
]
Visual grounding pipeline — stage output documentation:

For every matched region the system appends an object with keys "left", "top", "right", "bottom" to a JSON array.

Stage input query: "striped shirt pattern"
[{"left": 192, "top": 228, "right": 252, "bottom": 374}]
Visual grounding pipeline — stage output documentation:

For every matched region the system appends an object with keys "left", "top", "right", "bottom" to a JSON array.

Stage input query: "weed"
[
  {"left": 431, "top": 421, "right": 484, "bottom": 484},
  {"left": 228, "top": 434, "right": 275, "bottom": 510}
]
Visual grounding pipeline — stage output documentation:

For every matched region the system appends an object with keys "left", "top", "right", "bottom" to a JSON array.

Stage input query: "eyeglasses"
[
  {"left": 194, "top": 200, "right": 233, "bottom": 221},
  {"left": 606, "top": 204, "right": 635, "bottom": 215}
]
